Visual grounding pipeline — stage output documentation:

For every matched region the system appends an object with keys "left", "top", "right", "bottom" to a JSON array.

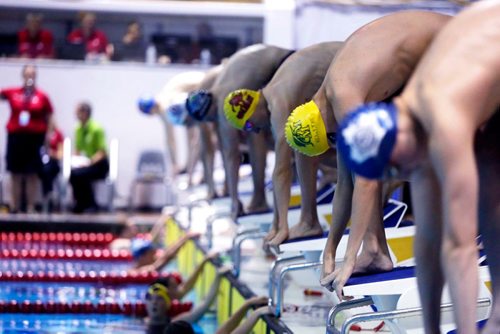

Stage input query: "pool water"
[{"left": 0, "top": 282, "right": 146, "bottom": 303}]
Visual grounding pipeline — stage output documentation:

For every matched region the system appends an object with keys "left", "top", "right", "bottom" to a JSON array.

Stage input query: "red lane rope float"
[
  {"left": 0, "top": 232, "right": 115, "bottom": 246},
  {"left": 0, "top": 248, "right": 131, "bottom": 261},
  {"left": 0, "top": 270, "right": 167, "bottom": 285},
  {"left": 349, "top": 321, "right": 385, "bottom": 332},
  {"left": 0, "top": 299, "right": 192, "bottom": 317}
]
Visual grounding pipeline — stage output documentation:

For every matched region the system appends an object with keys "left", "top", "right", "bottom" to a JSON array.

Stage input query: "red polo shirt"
[
  {"left": 67, "top": 28, "right": 108, "bottom": 54},
  {"left": 48, "top": 127, "right": 64, "bottom": 156},
  {"left": 1, "top": 87, "right": 53, "bottom": 134},
  {"left": 17, "top": 28, "right": 55, "bottom": 58}
]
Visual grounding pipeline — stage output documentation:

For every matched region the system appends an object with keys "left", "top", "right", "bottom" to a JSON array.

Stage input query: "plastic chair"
[{"left": 128, "top": 149, "right": 174, "bottom": 211}]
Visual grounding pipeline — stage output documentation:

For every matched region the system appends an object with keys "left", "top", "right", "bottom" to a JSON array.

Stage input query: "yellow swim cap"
[
  {"left": 224, "top": 89, "right": 260, "bottom": 130},
  {"left": 148, "top": 283, "right": 172, "bottom": 308},
  {"left": 285, "top": 100, "right": 329, "bottom": 156}
]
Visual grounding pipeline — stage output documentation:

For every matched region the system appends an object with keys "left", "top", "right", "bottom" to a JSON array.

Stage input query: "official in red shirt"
[
  {"left": 67, "top": 12, "right": 110, "bottom": 58},
  {"left": 17, "top": 13, "right": 55, "bottom": 59},
  {"left": 0, "top": 65, "right": 54, "bottom": 213}
]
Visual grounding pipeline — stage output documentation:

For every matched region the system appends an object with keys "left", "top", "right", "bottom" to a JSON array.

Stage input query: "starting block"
[{"left": 326, "top": 260, "right": 492, "bottom": 333}]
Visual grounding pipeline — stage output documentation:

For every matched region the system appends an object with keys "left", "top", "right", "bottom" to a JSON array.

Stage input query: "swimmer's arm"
[
  {"left": 322, "top": 154, "right": 354, "bottom": 272},
  {"left": 329, "top": 175, "right": 383, "bottom": 299},
  {"left": 176, "top": 252, "right": 213, "bottom": 299},
  {"left": 229, "top": 306, "right": 273, "bottom": 334},
  {"left": 272, "top": 131, "right": 294, "bottom": 229},
  {"left": 409, "top": 165, "right": 444, "bottom": 332},
  {"left": 215, "top": 299, "right": 254, "bottom": 334},
  {"left": 215, "top": 296, "right": 268, "bottom": 334},
  {"left": 150, "top": 217, "right": 166, "bottom": 244},
  {"left": 173, "top": 270, "right": 223, "bottom": 323},
  {"left": 344, "top": 177, "right": 383, "bottom": 267},
  {"left": 429, "top": 120, "right": 478, "bottom": 332},
  {"left": 218, "top": 117, "right": 243, "bottom": 220},
  {"left": 199, "top": 124, "right": 216, "bottom": 197},
  {"left": 151, "top": 232, "right": 199, "bottom": 273}
]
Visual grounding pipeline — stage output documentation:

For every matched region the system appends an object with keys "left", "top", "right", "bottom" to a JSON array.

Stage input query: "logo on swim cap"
[
  {"left": 186, "top": 90, "right": 212, "bottom": 121},
  {"left": 337, "top": 102, "right": 398, "bottom": 179},
  {"left": 224, "top": 89, "right": 260, "bottom": 130},
  {"left": 285, "top": 100, "right": 329, "bottom": 157}
]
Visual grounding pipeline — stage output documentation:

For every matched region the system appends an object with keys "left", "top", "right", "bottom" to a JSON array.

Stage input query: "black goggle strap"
[{"left": 327, "top": 132, "right": 336, "bottom": 147}]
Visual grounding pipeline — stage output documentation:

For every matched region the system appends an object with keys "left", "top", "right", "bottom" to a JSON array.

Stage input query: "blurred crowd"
[{"left": 9, "top": 11, "right": 237, "bottom": 65}]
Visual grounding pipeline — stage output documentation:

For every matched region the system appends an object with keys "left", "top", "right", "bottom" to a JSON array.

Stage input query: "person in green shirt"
[{"left": 70, "top": 101, "right": 108, "bottom": 213}]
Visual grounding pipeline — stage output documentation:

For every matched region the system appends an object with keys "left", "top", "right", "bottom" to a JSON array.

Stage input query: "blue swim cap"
[
  {"left": 186, "top": 90, "right": 212, "bottom": 121},
  {"left": 337, "top": 102, "right": 398, "bottom": 179},
  {"left": 131, "top": 238, "right": 155, "bottom": 259},
  {"left": 138, "top": 96, "right": 155, "bottom": 115}
]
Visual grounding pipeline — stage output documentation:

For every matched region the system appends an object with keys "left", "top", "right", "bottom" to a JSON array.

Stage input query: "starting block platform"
[
  {"left": 278, "top": 199, "right": 409, "bottom": 261},
  {"left": 172, "top": 163, "right": 492, "bottom": 334}
]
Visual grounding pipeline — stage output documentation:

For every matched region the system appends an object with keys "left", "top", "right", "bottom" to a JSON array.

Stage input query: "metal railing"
[
  {"left": 232, "top": 230, "right": 268, "bottom": 277},
  {"left": 332, "top": 297, "right": 491, "bottom": 334}
]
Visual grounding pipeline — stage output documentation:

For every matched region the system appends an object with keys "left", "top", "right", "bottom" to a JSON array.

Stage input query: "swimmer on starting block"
[
  {"left": 186, "top": 44, "right": 295, "bottom": 221},
  {"left": 337, "top": 2, "right": 500, "bottom": 333},
  {"left": 222, "top": 42, "right": 343, "bottom": 246},
  {"left": 138, "top": 71, "right": 205, "bottom": 177},
  {"left": 183, "top": 64, "right": 225, "bottom": 199},
  {"left": 284, "top": 11, "right": 450, "bottom": 298}
]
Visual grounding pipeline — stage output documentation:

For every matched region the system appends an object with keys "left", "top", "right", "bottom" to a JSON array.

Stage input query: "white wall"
[
  {"left": 263, "top": 0, "right": 295, "bottom": 49},
  {"left": 0, "top": 59, "right": 204, "bottom": 207},
  {"left": 293, "top": 2, "right": 460, "bottom": 48}
]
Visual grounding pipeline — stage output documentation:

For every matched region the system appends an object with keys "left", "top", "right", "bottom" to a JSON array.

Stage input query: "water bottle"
[
  {"left": 145, "top": 44, "right": 157, "bottom": 65},
  {"left": 200, "top": 48, "right": 211, "bottom": 65}
]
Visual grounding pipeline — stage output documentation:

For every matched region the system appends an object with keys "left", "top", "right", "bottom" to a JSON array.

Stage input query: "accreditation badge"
[{"left": 19, "top": 111, "right": 30, "bottom": 127}]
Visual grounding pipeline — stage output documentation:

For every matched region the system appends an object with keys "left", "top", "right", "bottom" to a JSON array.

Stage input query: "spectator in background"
[
  {"left": 70, "top": 102, "right": 108, "bottom": 213},
  {"left": 112, "top": 21, "right": 146, "bottom": 62},
  {"left": 190, "top": 22, "right": 214, "bottom": 64},
  {"left": 67, "top": 12, "right": 112, "bottom": 61},
  {"left": 39, "top": 121, "right": 64, "bottom": 211},
  {"left": 17, "top": 13, "right": 55, "bottom": 59},
  {"left": 0, "top": 65, "right": 53, "bottom": 213}
]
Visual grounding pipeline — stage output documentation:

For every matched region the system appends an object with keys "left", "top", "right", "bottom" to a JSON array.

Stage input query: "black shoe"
[
  {"left": 72, "top": 205, "right": 84, "bottom": 214},
  {"left": 82, "top": 205, "right": 99, "bottom": 214}
]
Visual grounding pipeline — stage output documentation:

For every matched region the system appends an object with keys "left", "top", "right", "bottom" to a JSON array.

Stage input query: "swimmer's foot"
[
  {"left": 206, "top": 190, "right": 218, "bottom": 201},
  {"left": 263, "top": 227, "right": 278, "bottom": 243},
  {"left": 246, "top": 199, "right": 270, "bottom": 215},
  {"left": 288, "top": 222, "right": 324, "bottom": 240},
  {"left": 353, "top": 251, "right": 393, "bottom": 274},
  {"left": 231, "top": 201, "right": 245, "bottom": 222},
  {"left": 267, "top": 229, "right": 289, "bottom": 246}
]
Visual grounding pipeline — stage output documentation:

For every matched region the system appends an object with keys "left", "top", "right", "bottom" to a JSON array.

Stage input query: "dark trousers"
[
  {"left": 70, "top": 158, "right": 109, "bottom": 212},
  {"left": 39, "top": 158, "right": 60, "bottom": 196}
]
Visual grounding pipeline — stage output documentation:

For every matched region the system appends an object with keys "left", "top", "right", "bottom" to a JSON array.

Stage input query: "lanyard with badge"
[{"left": 19, "top": 87, "right": 33, "bottom": 127}]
